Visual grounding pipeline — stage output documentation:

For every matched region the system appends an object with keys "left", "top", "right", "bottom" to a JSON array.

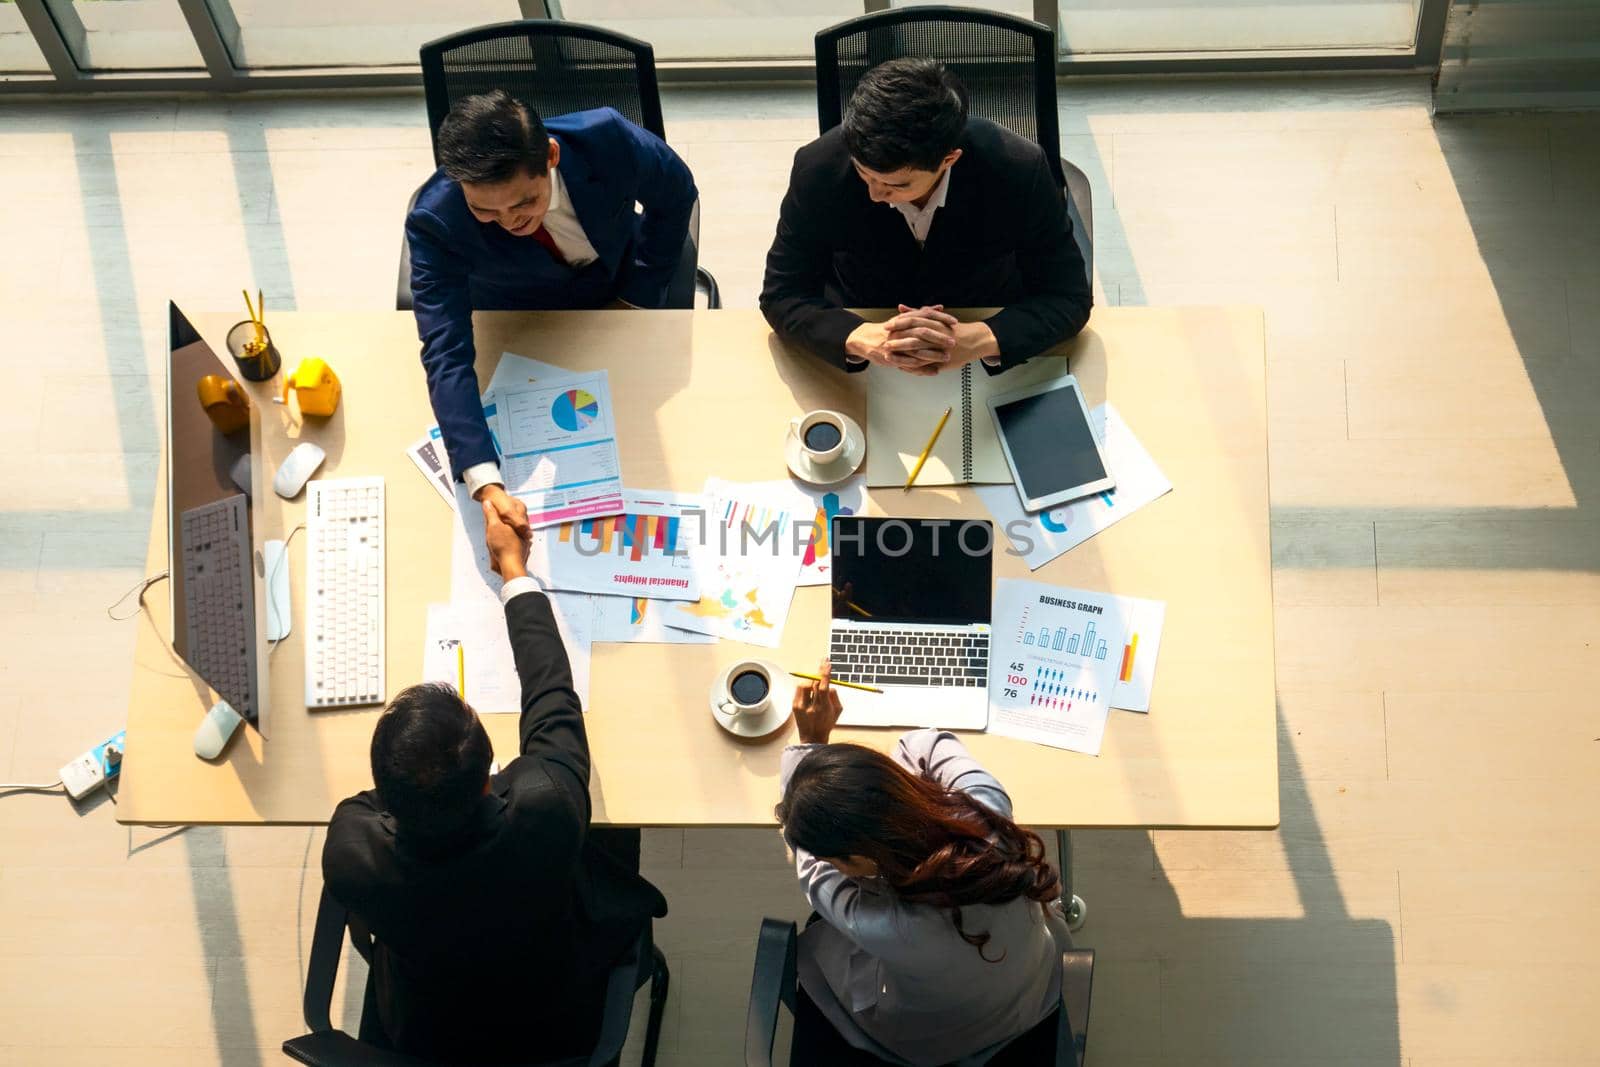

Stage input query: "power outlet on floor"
[{"left": 58, "top": 730, "right": 126, "bottom": 802}]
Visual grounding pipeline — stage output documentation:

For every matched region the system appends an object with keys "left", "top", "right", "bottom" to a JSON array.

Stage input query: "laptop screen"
[{"left": 830, "top": 517, "right": 992, "bottom": 626}]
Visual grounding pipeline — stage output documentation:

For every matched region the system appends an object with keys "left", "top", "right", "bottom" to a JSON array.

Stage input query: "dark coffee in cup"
[
  {"left": 792, "top": 409, "right": 849, "bottom": 467},
  {"left": 802, "top": 420, "right": 843, "bottom": 452},
  {"left": 730, "top": 669, "right": 771, "bottom": 706}
]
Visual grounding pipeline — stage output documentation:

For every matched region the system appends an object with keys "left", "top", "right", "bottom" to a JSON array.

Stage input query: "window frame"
[{"left": 0, "top": 0, "right": 1451, "bottom": 93}]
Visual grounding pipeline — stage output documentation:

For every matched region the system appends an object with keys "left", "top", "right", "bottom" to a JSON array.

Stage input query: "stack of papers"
[{"left": 407, "top": 353, "right": 582, "bottom": 510}]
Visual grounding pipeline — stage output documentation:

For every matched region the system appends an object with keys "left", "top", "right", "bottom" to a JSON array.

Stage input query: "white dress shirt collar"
[
  {"left": 538, "top": 165, "right": 601, "bottom": 269},
  {"left": 890, "top": 167, "right": 953, "bottom": 246}
]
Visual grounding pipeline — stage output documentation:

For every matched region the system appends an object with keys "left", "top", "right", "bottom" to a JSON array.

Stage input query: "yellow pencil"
[
  {"left": 790, "top": 671, "right": 883, "bottom": 694},
  {"left": 904, "top": 405, "right": 952, "bottom": 490},
  {"left": 257, "top": 289, "right": 265, "bottom": 326},
  {"left": 241, "top": 288, "right": 257, "bottom": 323},
  {"left": 456, "top": 643, "right": 466, "bottom": 699}
]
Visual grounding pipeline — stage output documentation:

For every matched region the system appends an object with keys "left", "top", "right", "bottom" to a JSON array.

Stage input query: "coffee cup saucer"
[
  {"left": 709, "top": 659, "right": 794, "bottom": 741},
  {"left": 785, "top": 414, "right": 866, "bottom": 486}
]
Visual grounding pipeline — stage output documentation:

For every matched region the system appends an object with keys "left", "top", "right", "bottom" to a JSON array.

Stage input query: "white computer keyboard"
[
  {"left": 179, "top": 494, "right": 257, "bottom": 720},
  {"left": 304, "top": 476, "right": 386, "bottom": 709}
]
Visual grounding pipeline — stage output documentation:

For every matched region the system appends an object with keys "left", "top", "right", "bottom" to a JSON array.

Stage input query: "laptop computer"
[{"left": 828, "top": 516, "right": 992, "bottom": 729}]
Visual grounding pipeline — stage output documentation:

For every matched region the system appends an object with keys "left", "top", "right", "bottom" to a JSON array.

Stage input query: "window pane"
[
  {"left": 46, "top": 0, "right": 204, "bottom": 70},
  {"left": 0, "top": 2, "right": 51, "bottom": 73},
  {"left": 1059, "top": 0, "right": 1422, "bottom": 55},
  {"left": 215, "top": 0, "right": 522, "bottom": 69},
  {"left": 558, "top": 0, "right": 863, "bottom": 62},
  {"left": 892, "top": 0, "right": 1032, "bottom": 16}
]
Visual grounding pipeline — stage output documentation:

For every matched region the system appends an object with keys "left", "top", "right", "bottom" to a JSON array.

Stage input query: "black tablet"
[{"left": 987, "top": 374, "right": 1115, "bottom": 511}]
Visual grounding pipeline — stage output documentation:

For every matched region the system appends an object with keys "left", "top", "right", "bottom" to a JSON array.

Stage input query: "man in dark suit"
[
  {"left": 323, "top": 500, "right": 667, "bottom": 1062},
  {"left": 409, "top": 90, "right": 698, "bottom": 536},
  {"left": 760, "top": 58, "right": 1091, "bottom": 377}
]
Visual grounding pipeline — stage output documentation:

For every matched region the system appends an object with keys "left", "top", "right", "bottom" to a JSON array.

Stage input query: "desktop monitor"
[{"left": 166, "top": 302, "right": 269, "bottom": 734}]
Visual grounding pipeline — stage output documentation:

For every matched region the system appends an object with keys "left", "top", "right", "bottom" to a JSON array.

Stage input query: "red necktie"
[{"left": 530, "top": 224, "right": 569, "bottom": 268}]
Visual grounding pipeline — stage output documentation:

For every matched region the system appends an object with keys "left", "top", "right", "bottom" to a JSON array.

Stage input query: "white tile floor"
[{"left": 1, "top": 75, "right": 1598, "bottom": 1066}]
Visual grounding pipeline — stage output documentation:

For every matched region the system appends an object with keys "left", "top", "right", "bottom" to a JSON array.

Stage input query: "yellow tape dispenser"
[{"left": 280, "top": 357, "right": 342, "bottom": 417}]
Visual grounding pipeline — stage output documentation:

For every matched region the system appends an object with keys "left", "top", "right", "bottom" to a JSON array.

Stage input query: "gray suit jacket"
[{"left": 780, "top": 730, "right": 1067, "bottom": 1066}]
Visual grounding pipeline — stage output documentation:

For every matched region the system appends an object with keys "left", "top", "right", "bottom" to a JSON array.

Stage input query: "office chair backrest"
[
  {"left": 815, "top": 5, "right": 1064, "bottom": 188},
  {"left": 420, "top": 20, "right": 665, "bottom": 165}
]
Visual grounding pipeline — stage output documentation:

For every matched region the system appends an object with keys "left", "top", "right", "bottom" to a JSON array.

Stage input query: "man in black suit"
[
  {"left": 760, "top": 57, "right": 1091, "bottom": 376},
  {"left": 323, "top": 501, "right": 666, "bottom": 1062}
]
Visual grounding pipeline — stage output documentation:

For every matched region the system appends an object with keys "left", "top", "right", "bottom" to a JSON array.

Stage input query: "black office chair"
[
  {"left": 396, "top": 19, "right": 720, "bottom": 311},
  {"left": 744, "top": 917, "right": 1095, "bottom": 1067},
  {"left": 282, "top": 887, "right": 670, "bottom": 1067},
  {"left": 814, "top": 6, "right": 1093, "bottom": 286}
]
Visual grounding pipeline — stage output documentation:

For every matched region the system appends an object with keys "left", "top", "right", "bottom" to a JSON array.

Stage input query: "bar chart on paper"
[
  {"left": 701, "top": 476, "right": 869, "bottom": 586},
  {"left": 527, "top": 489, "right": 703, "bottom": 600},
  {"left": 560, "top": 510, "right": 681, "bottom": 563},
  {"left": 1021, "top": 620, "right": 1111, "bottom": 660},
  {"left": 1107, "top": 594, "right": 1166, "bottom": 712}
]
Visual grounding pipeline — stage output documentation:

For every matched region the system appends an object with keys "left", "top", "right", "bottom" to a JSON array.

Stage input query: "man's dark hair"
[
  {"left": 436, "top": 89, "right": 551, "bottom": 185},
  {"left": 842, "top": 58, "right": 969, "bottom": 173},
  {"left": 371, "top": 682, "right": 493, "bottom": 841}
]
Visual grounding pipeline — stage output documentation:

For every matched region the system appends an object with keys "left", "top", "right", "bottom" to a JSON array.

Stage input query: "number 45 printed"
[{"left": 1003, "top": 661, "right": 1028, "bottom": 698}]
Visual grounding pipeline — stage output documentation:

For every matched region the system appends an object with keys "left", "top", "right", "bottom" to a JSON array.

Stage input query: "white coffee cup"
[
  {"left": 788, "top": 410, "right": 848, "bottom": 466},
  {"left": 718, "top": 660, "right": 774, "bottom": 719}
]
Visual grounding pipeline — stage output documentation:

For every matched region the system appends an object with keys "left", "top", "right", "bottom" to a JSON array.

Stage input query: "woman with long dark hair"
[{"left": 775, "top": 661, "right": 1069, "bottom": 1066}]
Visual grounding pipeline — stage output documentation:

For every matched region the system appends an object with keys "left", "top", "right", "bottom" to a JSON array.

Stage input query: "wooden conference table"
[{"left": 119, "top": 307, "right": 1277, "bottom": 834}]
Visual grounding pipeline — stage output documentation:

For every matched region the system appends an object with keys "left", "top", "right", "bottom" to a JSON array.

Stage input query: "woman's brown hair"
[{"left": 775, "top": 743, "right": 1060, "bottom": 958}]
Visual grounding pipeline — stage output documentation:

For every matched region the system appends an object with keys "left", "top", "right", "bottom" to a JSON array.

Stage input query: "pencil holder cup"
[{"left": 225, "top": 319, "right": 282, "bottom": 382}]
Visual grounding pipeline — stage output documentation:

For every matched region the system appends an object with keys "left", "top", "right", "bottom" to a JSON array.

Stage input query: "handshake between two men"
[{"left": 844, "top": 304, "right": 1001, "bottom": 377}]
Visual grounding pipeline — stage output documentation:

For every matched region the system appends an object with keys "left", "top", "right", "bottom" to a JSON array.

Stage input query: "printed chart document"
[
  {"left": 407, "top": 430, "right": 457, "bottom": 509},
  {"left": 406, "top": 353, "right": 573, "bottom": 510},
  {"left": 489, "top": 370, "right": 625, "bottom": 528},
  {"left": 487, "top": 351, "right": 574, "bottom": 396},
  {"left": 660, "top": 479, "right": 806, "bottom": 648},
  {"left": 592, "top": 594, "right": 715, "bottom": 644},
  {"left": 423, "top": 594, "right": 595, "bottom": 713},
  {"left": 407, "top": 392, "right": 504, "bottom": 511},
  {"left": 865, "top": 356, "right": 1071, "bottom": 487},
  {"left": 1109, "top": 594, "right": 1166, "bottom": 713},
  {"left": 527, "top": 489, "right": 702, "bottom": 601},
  {"left": 708, "top": 477, "right": 869, "bottom": 587},
  {"left": 978, "top": 404, "right": 1172, "bottom": 569},
  {"left": 987, "top": 579, "right": 1129, "bottom": 756}
]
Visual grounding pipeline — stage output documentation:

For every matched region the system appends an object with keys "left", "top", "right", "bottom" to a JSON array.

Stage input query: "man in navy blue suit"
[{"left": 408, "top": 90, "right": 698, "bottom": 535}]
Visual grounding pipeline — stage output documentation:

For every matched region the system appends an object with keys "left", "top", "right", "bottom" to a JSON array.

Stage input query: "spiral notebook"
[{"left": 865, "top": 357, "right": 1072, "bottom": 487}]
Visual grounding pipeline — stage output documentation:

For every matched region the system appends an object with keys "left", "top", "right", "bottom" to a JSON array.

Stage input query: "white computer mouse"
[
  {"left": 194, "top": 699, "right": 244, "bottom": 760},
  {"left": 274, "top": 441, "right": 326, "bottom": 499},
  {"left": 229, "top": 453, "right": 252, "bottom": 497}
]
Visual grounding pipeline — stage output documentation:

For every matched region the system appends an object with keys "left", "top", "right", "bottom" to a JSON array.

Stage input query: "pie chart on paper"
[{"left": 551, "top": 388, "right": 601, "bottom": 432}]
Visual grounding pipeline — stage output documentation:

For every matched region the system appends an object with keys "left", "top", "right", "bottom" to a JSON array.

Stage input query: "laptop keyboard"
[{"left": 830, "top": 629, "right": 990, "bottom": 687}]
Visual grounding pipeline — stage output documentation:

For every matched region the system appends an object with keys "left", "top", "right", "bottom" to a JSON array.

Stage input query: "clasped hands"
[
  {"left": 477, "top": 485, "right": 532, "bottom": 582},
  {"left": 845, "top": 304, "right": 999, "bottom": 376}
]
